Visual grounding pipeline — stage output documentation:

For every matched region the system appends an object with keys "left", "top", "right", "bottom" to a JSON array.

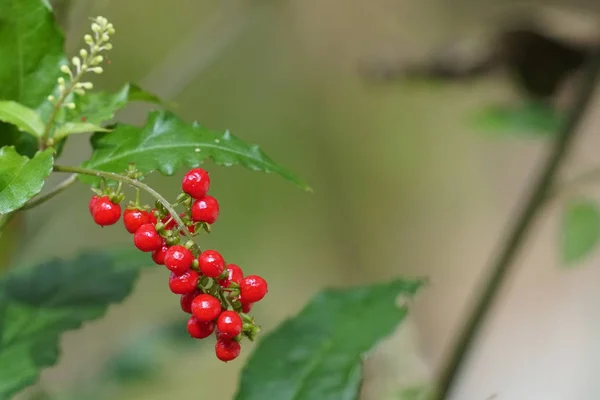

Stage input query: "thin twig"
[
  {"left": 433, "top": 49, "right": 600, "bottom": 400},
  {"left": 21, "top": 174, "right": 77, "bottom": 210}
]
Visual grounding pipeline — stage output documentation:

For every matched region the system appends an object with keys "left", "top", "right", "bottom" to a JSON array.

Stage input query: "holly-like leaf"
[
  {"left": 561, "top": 199, "right": 600, "bottom": 266},
  {"left": 471, "top": 102, "right": 563, "bottom": 138},
  {"left": 67, "top": 83, "right": 162, "bottom": 126},
  {"left": 0, "top": 147, "right": 54, "bottom": 214},
  {"left": 235, "top": 279, "right": 424, "bottom": 400},
  {"left": 82, "top": 110, "right": 310, "bottom": 190},
  {"left": 0, "top": 101, "right": 45, "bottom": 138},
  {"left": 0, "top": 0, "right": 65, "bottom": 157},
  {"left": 53, "top": 122, "right": 111, "bottom": 141},
  {"left": 0, "top": 248, "right": 150, "bottom": 398}
]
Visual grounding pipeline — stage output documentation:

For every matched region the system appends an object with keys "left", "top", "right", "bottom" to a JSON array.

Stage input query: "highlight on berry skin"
[{"left": 87, "top": 166, "right": 267, "bottom": 361}]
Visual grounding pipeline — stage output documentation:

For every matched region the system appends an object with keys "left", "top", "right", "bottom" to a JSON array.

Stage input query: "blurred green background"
[{"left": 7, "top": 0, "right": 600, "bottom": 399}]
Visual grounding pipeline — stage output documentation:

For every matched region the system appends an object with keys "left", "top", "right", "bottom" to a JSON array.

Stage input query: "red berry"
[
  {"left": 88, "top": 195, "right": 99, "bottom": 215},
  {"left": 180, "top": 290, "right": 200, "bottom": 313},
  {"left": 161, "top": 215, "right": 177, "bottom": 231},
  {"left": 133, "top": 223, "right": 163, "bottom": 252},
  {"left": 168, "top": 270, "right": 199, "bottom": 294},
  {"left": 191, "top": 196, "right": 219, "bottom": 224},
  {"left": 151, "top": 241, "right": 169, "bottom": 265},
  {"left": 92, "top": 196, "right": 121, "bottom": 226},
  {"left": 149, "top": 209, "right": 158, "bottom": 224},
  {"left": 240, "top": 275, "right": 268, "bottom": 303},
  {"left": 123, "top": 208, "right": 152, "bottom": 233},
  {"left": 198, "top": 250, "right": 225, "bottom": 278},
  {"left": 182, "top": 168, "right": 210, "bottom": 199},
  {"left": 238, "top": 294, "right": 253, "bottom": 313},
  {"left": 217, "top": 311, "right": 243, "bottom": 338},
  {"left": 187, "top": 315, "right": 216, "bottom": 339},
  {"left": 191, "top": 294, "right": 222, "bottom": 322},
  {"left": 218, "top": 264, "right": 243, "bottom": 287},
  {"left": 215, "top": 338, "right": 241, "bottom": 362},
  {"left": 164, "top": 245, "right": 194, "bottom": 275}
]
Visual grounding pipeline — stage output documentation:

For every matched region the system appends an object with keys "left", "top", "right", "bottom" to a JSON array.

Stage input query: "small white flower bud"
[
  {"left": 91, "top": 55, "right": 103, "bottom": 65},
  {"left": 103, "top": 43, "right": 113, "bottom": 50},
  {"left": 107, "top": 27, "right": 115, "bottom": 35},
  {"left": 81, "top": 82, "right": 94, "bottom": 90},
  {"left": 66, "top": 102, "right": 76, "bottom": 109},
  {"left": 91, "top": 23, "right": 101, "bottom": 33},
  {"left": 74, "top": 88, "right": 86, "bottom": 96},
  {"left": 60, "top": 65, "right": 70, "bottom": 74},
  {"left": 90, "top": 67, "right": 103, "bottom": 74},
  {"left": 79, "top": 49, "right": 88, "bottom": 59},
  {"left": 71, "top": 56, "right": 80, "bottom": 68},
  {"left": 47, "top": 95, "right": 55, "bottom": 101},
  {"left": 57, "top": 77, "right": 65, "bottom": 85},
  {"left": 101, "top": 33, "right": 110, "bottom": 42},
  {"left": 84, "top": 34, "right": 94, "bottom": 44}
]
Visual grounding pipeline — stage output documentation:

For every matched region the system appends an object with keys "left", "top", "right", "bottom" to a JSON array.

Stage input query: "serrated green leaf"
[
  {"left": 0, "top": 248, "right": 150, "bottom": 398},
  {"left": 0, "top": 0, "right": 65, "bottom": 157},
  {"left": 235, "top": 279, "right": 424, "bottom": 400},
  {"left": 561, "top": 199, "right": 600, "bottom": 266},
  {"left": 66, "top": 83, "right": 162, "bottom": 126},
  {"left": 0, "top": 101, "right": 45, "bottom": 138},
  {"left": 82, "top": 110, "right": 310, "bottom": 190},
  {"left": 471, "top": 102, "right": 564, "bottom": 138},
  {"left": 53, "top": 122, "right": 111, "bottom": 141},
  {"left": 0, "top": 147, "right": 54, "bottom": 214}
]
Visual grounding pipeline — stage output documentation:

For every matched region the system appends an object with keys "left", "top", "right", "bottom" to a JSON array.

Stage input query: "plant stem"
[
  {"left": 434, "top": 49, "right": 600, "bottom": 400},
  {"left": 20, "top": 174, "right": 78, "bottom": 210},
  {"left": 52, "top": 164, "right": 199, "bottom": 250}
]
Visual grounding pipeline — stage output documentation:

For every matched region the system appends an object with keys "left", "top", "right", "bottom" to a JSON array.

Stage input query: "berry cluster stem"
[
  {"left": 433, "top": 49, "right": 600, "bottom": 400},
  {"left": 53, "top": 164, "right": 199, "bottom": 251}
]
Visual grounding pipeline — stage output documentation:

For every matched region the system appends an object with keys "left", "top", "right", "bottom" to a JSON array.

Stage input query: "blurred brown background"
[{"left": 8, "top": 0, "right": 600, "bottom": 399}]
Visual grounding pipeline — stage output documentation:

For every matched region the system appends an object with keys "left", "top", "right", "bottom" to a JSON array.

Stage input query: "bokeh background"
[{"left": 7, "top": 0, "right": 600, "bottom": 399}]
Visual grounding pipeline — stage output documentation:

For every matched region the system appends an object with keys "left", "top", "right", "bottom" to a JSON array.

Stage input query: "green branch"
[
  {"left": 52, "top": 164, "right": 199, "bottom": 251},
  {"left": 433, "top": 49, "right": 600, "bottom": 400}
]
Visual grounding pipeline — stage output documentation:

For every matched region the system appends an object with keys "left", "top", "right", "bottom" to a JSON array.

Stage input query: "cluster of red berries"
[{"left": 88, "top": 168, "right": 268, "bottom": 362}]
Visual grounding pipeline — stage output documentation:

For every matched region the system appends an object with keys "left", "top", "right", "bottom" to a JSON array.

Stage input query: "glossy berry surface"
[
  {"left": 182, "top": 168, "right": 210, "bottom": 199},
  {"left": 164, "top": 245, "right": 194, "bottom": 275},
  {"left": 180, "top": 290, "right": 200, "bottom": 314},
  {"left": 88, "top": 195, "right": 99, "bottom": 215},
  {"left": 191, "top": 294, "right": 221, "bottom": 322},
  {"left": 92, "top": 196, "right": 121, "bottom": 226},
  {"left": 168, "top": 270, "right": 199, "bottom": 294},
  {"left": 133, "top": 223, "right": 163, "bottom": 252},
  {"left": 187, "top": 316, "right": 216, "bottom": 339},
  {"left": 238, "top": 294, "right": 253, "bottom": 313},
  {"left": 240, "top": 275, "right": 268, "bottom": 303},
  {"left": 191, "top": 196, "right": 219, "bottom": 224},
  {"left": 151, "top": 241, "right": 169, "bottom": 265},
  {"left": 218, "top": 264, "right": 243, "bottom": 287},
  {"left": 215, "top": 338, "right": 241, "bottom": 362},
  {"left": 217, "top": 311, "right": 243, "bottom": 338},
  {"left": 123, "top": 208, "right": 152, "bottom": 233},
  {"left": 198, "top": 250, "right": 225, "bottom": 278}
]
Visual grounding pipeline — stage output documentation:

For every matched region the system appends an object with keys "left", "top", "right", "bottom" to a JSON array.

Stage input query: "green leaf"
[
  {"left": 0, "top": 147, "right": 54, "bottom": 214},
  {"left": 561, "top": 199, "right": 600, "bottom": 265},
  {"left": 53, "top": 122, "right": 111, "bottom": 141},
  {"left": 471, "top": 102, "right": 564, "bottom": 138},
  {"left": 235, "top": 279, "right": 424, "bottom": 400},
  {"left": 67, "top": 83, "right": 162, "bottom": 126},
  {"left": 0, "top": 0, "right": 65, "bottom": 157},
  {"left": 82, "top": 110, "right": 310, "bottom": 190},
  {"left": 0, "top": 248, "right": 150, "bottom": 398},
  {"left": 0, "top": 101, "right": 45, "bottom": 138}
]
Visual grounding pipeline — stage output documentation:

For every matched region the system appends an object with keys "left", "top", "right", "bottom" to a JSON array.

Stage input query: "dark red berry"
[
  {"left": 182, "top": 168, "right": 210, "bottom": 199},
  {"left": 198, "top": 250, "right": 225, "bottom": 278},
  {"left": 149, "top": 209, "right": 158, "bottom": 224},
  {"left": 161, "top": 215, "right": 177, "bottom": 231},
  {"left": 92, "top": 196, "right": 121, "bottom": 226},
  {"left": 151, "top": 241, "right": 169, "bottom": 265},
  {"left": 240, "top": 275, "right": 268, "bottom": 303},
  {"left": 238, "top": 294, "right": 253, "bottom": 313},
  {"left": 88, "top": 195, "right": 99, "bottom": 215},
  {"left": 134, "top": 223, "right": 163, "bottom": 252},
  {"left": 191, "top": 196, "right": 219, "bottom": 224},
  {"left": 218, "top": 264, "right": 243, "bottom": 287},
  {"left": 187, "top": 315, "right": 216, "bottom": 339},
  {"left": 123, "top": 208, "right": 152, "bottom": 233},
  {"left": 217, "top": 311, "right": 243, "bottom": 338},
  {"left": 215, "top": 338, "right": 241, "bottom": 362},
  {"left": 191, "top": 294, "right": 222, "bottom": 322},
  {"left": 164, "top": 245, "right": 194, "bottom": 275},
  {"left": 168, "top": 270, "right": 199, "bottom": 294},
  {"left": 180, "top": 290, "right": 200, "bottom": 313}
]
